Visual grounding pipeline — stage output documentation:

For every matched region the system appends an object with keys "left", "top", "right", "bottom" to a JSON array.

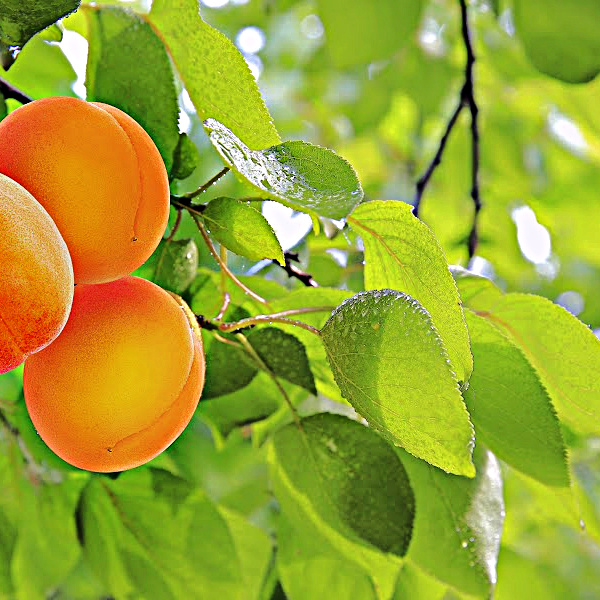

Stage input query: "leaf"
[
  {"left": 204, "top": 119, "right": 363, "bottom": 220},
  {"left": 513, "top": 0, "right": 600, "bottom": 83},
  {"left": 392, "top": 561, "right": 447, "bottom": 600},
  {"left": 246, "top": 327, "right": 316, "bottom": 395},
  {"left": 400, "top": 446, "right": 504, "bottom": 598},
  {"left": 476, "top": 293, "right": 600, "bottom": 435},
  {"left": 148, "top": 0, "right": 280, "bottom": 150},
  {"left": 0, "top": 508, "right": 15, "bottom": 596},
  {"left": 451, "top": 266, "right": 503, "bottom": 312},
  {"left": 171, "top": 133, "right": 200, "bottom": 181},
  {"left": 277, "top": 515, "right": 377, "bottom": 600},
  {"left": 350, "top": 201, "right": 472, "bottom": 383},
  {"left": 153, "top": 238, "right": 199, "bottom": 295},
  {"left": 463, "top": 311, "right": 569, "bottom": 487},
  {"left": 268, "top": 413, "right": 410, "bottom": 598},
  {"left": 317, "top": 0, "right": 424, "bottom": 69},
  {"left": 0, "top": 0, "right": 79, "bottom": 65},
  {"left": 321, "top": 290, "right": 475, "bottom": 476},
  {"left": 85, "top": 5, "right": 180, "bottom": 171},
  {"left": 203, "top": 197, "right": 284, "bottom": 265},
  {"left": 0, "top": 92, "right": 7, "bottom": 120}
]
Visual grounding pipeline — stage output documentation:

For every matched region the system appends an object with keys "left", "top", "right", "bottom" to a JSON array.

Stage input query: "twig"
[
  {"left": 192, "top": 214, "right": 270, "bottom": 307},
  {"left": 177, "top": 167, "right": 230, "bottom": 202},
  {"left": 164, "top": 208, "right": 182, "bottom": 242},
  {"left": 0, "top": 77, "right": 33, "bottom": 104},
  {"left": 276, "top": 252, "right": 319, "bottom": 287},
  {"left": 413, "top": 0, "right": 483, "bottom": 261},
  {"left": 215, "top": 292, "right": 231, "bottom": 321},
  {"left": 459, "top": 0, "right": 482, "bottom": 261},
  {"left": 217, "top": 306, "right": 331, "bottom": 336},
  {"left": 235, "top": 333, "right": 302, "bottom": 431}
]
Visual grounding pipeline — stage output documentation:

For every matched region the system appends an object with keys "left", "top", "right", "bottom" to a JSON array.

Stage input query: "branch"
[
  {"left": 0, "top": 77, "right": 33, "bottom": 104},
  {"left": 175, "top": 167, "right": 230, "bottom": 204},
  {"left": 276, "top": 252, "right": 319, "bottom": 287},
  {"left": 413, "top": 0, "right": 483, "bottom": 261}
]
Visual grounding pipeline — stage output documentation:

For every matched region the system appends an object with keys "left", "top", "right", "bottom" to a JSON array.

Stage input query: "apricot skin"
[
  {"left": 0, "top": 97, "right": 170, "bottom": 284},
  {"left": 23, "top": 277, "right": 205, "bottom": 472},
  {"left": 0, "top": 173, "right": 74, "bottom": 374}
]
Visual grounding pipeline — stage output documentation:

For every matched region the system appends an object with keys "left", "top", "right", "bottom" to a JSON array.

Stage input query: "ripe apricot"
[
  {"left": 0, "top": 173, "right": 74, "bottom": 374},
  {"left": 0, "top": 97, "right": 169, "bottom": 284},
  {"left": 23, "top": 276, "right": 205, "bottom": 472}
]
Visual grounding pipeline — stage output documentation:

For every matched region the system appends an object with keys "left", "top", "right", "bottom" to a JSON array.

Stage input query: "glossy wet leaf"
[
  {"left": 350, "top": 201, "right": 472, "bottom": 383},
  {"left": 400, "top": 447, "right": 504, "bottom": 597},
  {"left": 203, "top": 197, "right": 284, "bottom": 265},
  {"left": 321, "top": 290, "right": 475, "bottom": 476},
  {"left": 514, "top": 0, "right": 600, "bottom": 83},
  {"left": 464, "top": 311, "right": 569, "bottom": 487},
  {"left": 246, "top": 327, "right": 316, "bottom": 394},
  {"left": 204, "top": 119, "right": 363, "bottom": 220},
  {"left": 85, "top": 5, "right": 179, "bottom": 170},
  {"left": 149, "top": 0, "right": 280, "bottom": 150},
  {"left": 153, "top": 238, "right": 199, "bottom": 295},
  {"left": 0, "top": 0, "right": 79, "bottom": 64},
  {"left": 477, "top": 293, "right": 600, "bottom": 435}
]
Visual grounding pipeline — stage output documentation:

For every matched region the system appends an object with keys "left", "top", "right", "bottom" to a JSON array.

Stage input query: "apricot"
[
  {"left": 0, "top": 97, "right": 169, "bottom": 284},
  {"left": 0, "top": 173, "right": 74, "bottom": 374},
  {"left": 23, "top": 276, "right": 205, "bottom": 472}
]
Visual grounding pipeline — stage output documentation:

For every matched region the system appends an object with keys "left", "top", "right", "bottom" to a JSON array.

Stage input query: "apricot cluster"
[{"left": 0, "top": 97, "right": 205, "bottom": 472}]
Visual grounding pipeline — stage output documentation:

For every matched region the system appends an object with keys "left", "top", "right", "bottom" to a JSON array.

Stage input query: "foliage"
[{"left": 1, "top": 0, "right": 600, "bottom": 598}]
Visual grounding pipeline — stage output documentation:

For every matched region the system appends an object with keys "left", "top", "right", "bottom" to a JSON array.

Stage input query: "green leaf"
[
  {"left": 392, "top": 561, "right": 447, "bottom": 600},
  {"left": 203, "top": 197, "right": 284, "bottom": 265},
  {"left": 350, "top": 201, "right": 473, "bottom": 383},
  {"left": 153, "top": 238, "right": 199, "bottom": 295},
  {"left": 204, "top": 119, "right": 363, "bottom": 220},
  {"left": 400, "top": 446, "right": 504, "bottom": 598},
  {"left": 246, "top": 327, "right": 316, "bottom": 395},
  {"left": 0, "top": 508, "right": 16, "bottom": 596},
  {"left": 85, "top": 5, "right": 179, "bottom": 171},
  {"left": 476, "top": 293, "right": 600, "bottom": 435},
  {"left": 0, "top": 92, "right": 6, "bottom": 121},
  {"left": 268, "top": 413, "right": 409, "bottom": 599},
  {"left": 277, "top": 515, "right": 377, "bottom": 600},
  {"left": 11, "top": 475, "right": 88, "bottom": 600},
  {"left": 451, "top": 266, "right": 503, "bottom": 312},
  {"left": 171, "top": 133, "right": 200, "bottom": 181},
  {"left": 148, "top": 0, "right": 280, "bottom": 150},
  {"left": 463, "top": 311, "right": 569, "bottom": 487},
  {"left": 513, "top": 0, "right": 600, "bottom": 83},
  {"left": 321, "top": 290, "right": 475, "bottom": 476},
  {"left": 317, "top": 0, "right": 424, "bottom": 69},
  {"left": 0, "top": 0, "right": 79, "bottom": 66},
  {"left": 270, "top": 413, "right": 415, "bottom": 556}
]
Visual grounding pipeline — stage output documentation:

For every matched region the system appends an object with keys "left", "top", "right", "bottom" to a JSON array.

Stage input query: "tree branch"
[
  {"left": 276, "top": 252, "right": 319, "bottom": 287},
  {"left": 413, "top": 0, "right": 483, "bottom": 261},
  {"left": 0, "top": 77, "right": 33, "bottom": 105},
  {"left": 174, "top": 167, "right": 230, "bottom": 204}
]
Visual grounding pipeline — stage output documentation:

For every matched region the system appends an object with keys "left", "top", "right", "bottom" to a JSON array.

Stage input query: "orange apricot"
[
  {"left": 23, "top": 276, "right": 205, "bottom": 472},
  {"left": 0, "top": 97, "right": 170, "bottom": 284},
  {"left": 0, "top": 173, "right": 74, "bottom": 374}
]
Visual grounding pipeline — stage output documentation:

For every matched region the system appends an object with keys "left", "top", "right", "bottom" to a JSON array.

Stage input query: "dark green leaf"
[
  {"left": 171, "top": 133, "right": 200, "bottom": 181},
  {"left": 321, "top": 290, "right": 475, "bottom": 476},
  {"left": 464, "top": 311, "right": 569, "bottom": 487},
  {"left": 317, "top": 0, "right": 423, "bottom": 68},
  {"left": 247, "top": 327, "right": 316, "bottom": 394},
  {"left": 476, "top": 293, "right": 600, "bottom": 435},
  {"left": 350, "top": 201, "right": 472, "bottom": 383},
  {"left": 204, "top": 119, "right": 363, "bottom": 220},
  {"left": 203, "top": 197, "right": 284, "bottom": 265},
  {"left": 0, "top": 0, "right": 79, "bottom": 65},
  {"left": 400, "top": 446, "right": 504, "bottom": 597},
  {"left": 514, "top": 0, "right": 600, "bottom": 83},
  {"left": 270, "top": 413, "right": 415, "bottom": 557},
  {"left": 149, "top": 0, "right": 280, "bottom": 150},
  {"left": 153, "top": 238, "right": 199, "bottom": 294},
  {"left": 0, "top": 92, "right": 6, "bottom": 120},
  {"left": 85, "top": 6, "right": 179, "bottom": 170}
]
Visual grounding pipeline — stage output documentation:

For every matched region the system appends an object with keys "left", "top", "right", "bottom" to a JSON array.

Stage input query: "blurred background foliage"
[{"left": 1, "top": 0, "right": 600, "bottom": 598}]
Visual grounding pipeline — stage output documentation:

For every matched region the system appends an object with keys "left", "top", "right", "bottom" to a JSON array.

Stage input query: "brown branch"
[
  {"left": 413, "top": 0, "right": 483, "bottom": 262},
  {"left": 175, "top": 167, "right": 230, "bottom": 203},
  {"left": 0, "top": 77, "right": 33, "bottom": 104},
  {"left": 276, "top": 252, "right": 319, "bottom": 287}
]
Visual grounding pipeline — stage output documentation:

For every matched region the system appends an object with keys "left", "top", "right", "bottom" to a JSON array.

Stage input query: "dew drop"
[{"left": 461, "top": 540, "right": 468, "bottom": 548}]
